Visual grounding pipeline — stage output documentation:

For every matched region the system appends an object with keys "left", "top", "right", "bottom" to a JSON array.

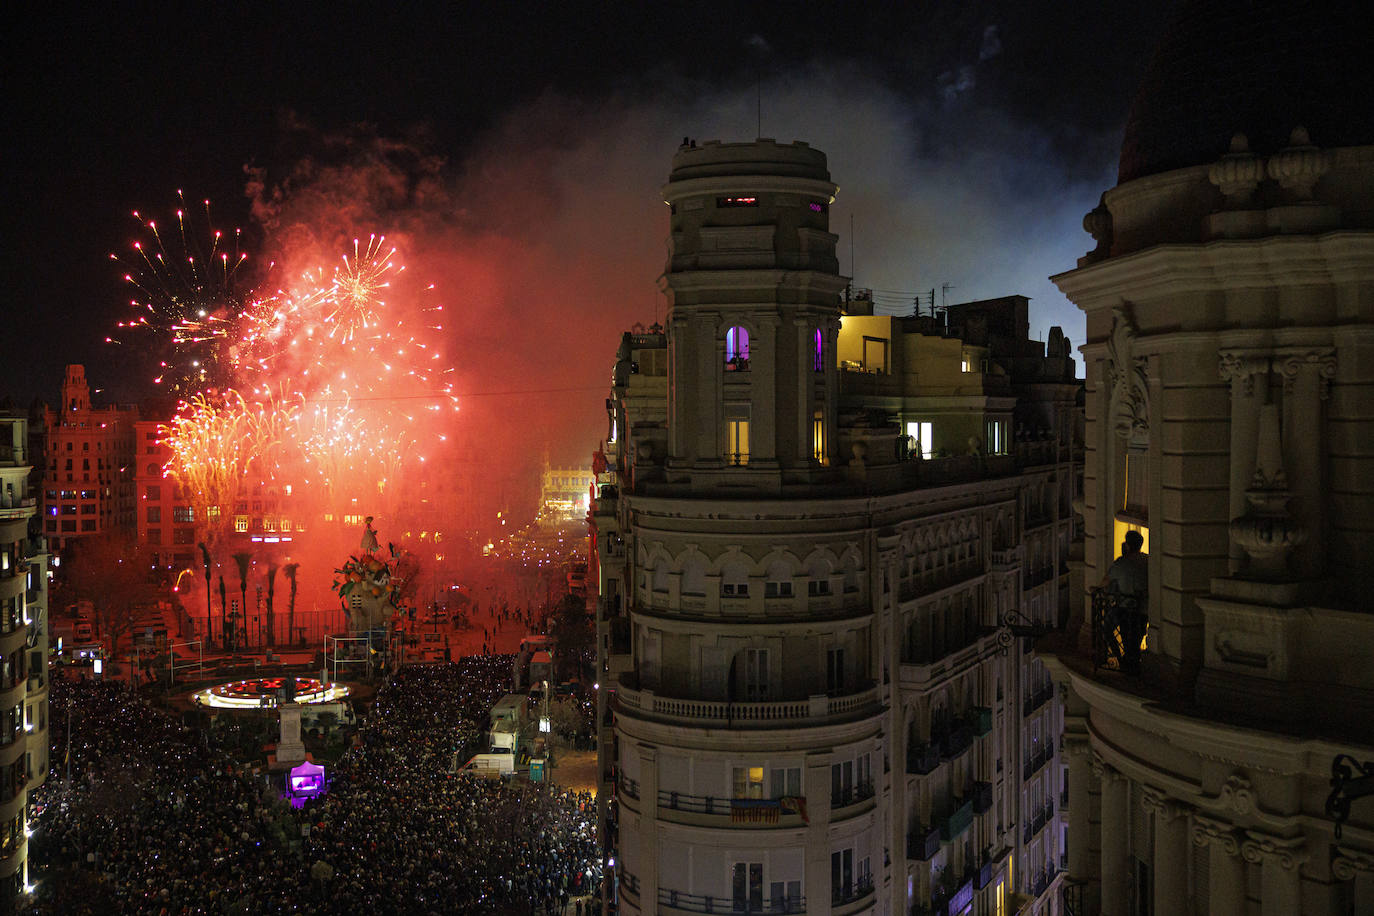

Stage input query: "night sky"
[{"left": 5, "top": 2, "right": 1173, "bottom": 461}]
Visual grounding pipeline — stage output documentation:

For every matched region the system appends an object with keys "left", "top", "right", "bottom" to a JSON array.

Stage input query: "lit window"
[
  {"left": 234, "top": 516, "right": 249, "bottom": 533},
  {"left": 725, "top": 326, "right": 750, "bottom": 370},
  {"left": 808, "top": 201, "right": 827, "bottom": 213},
  {"left": 906, "top": 421, "right": 933, "bottom": 460},
  {"left": 726, "top": 419, "right": 750, "bottom": 466},
  {"left": 717, "top": 196, "right": 759, "bottom": 208},
  {"left": 814, "top": 328, "right": 825, "bottom": 372},
  {"left": 281, "top": 518, "right": 291, "bottom": 532},
  {"left": 812, "top": 411, "right": 826, "bottom": 464},
  {"left": 732, "top": 765, "right": 765, "bottom": 799},
  {"left": 987, "top": 419, "right": 1009, "bottom": 455}
]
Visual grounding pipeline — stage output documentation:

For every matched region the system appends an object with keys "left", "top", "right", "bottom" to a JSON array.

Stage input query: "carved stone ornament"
[
  {"left": 1209, "top": 133, "right": 1264, "bottom": 207},
  {"left": 1192, "top": 814, "right": 1241, "bottom": 857},
  {"left": 1082, "top": 193, "right": 1113, "bottom": 262},
  {"left": 1140, "top": 787, "right": 1188, "bottom": 822},
  {"left": 1267, "top": 126, "right": 1330, "bottom": 201},
  {"left": 1106, "top": 305, "right": 1149, "bottom": 446},
  {"left": 1218, "top": 773, "right": 1255, "bottom": 815},
  {"left": 1229, "top": 403, "right": 1306, "bottom": 578},
  {"left": 1217, "top": 351, "right": 1269, "bottom": 398},
  {"left": 1240, "top": 831, "right": 1309, "bottom": 871},
  {"left": 1332, "top": 848, "right": 1374, "bottom": 880},
  {"left": 1278, "top": 349, "right": 1337, "bottom": 400}
]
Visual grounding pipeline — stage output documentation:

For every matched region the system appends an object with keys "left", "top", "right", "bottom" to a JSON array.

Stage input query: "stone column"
[
  {"left": 1141, "top": 789, "right": 1188, "bottom": 913},
  {"left": 1277, "top": 348, "right": 1335, "bottom": 578},
  {"left": 1193, "top": 814, "right": 1243, "bottom": 915},
  {"left": 1064, "top": 737, "right": 1093, "bottom": 881},
  {"left": 1242, "top": 831, "right": 1308, "bottom": 916},
  {"left": 752, "top": 313, "right": 779, "bottom": 466},
  {"left": 805, "top": 752, "right": 832, "bottom": 912},
  {"left": 1218, "top": 351, "right": 1268, "bottom": 574},
  {"left": 1332, "top": 849, "right": 1374, "bottom": 915},
  {"left": 1094, "top": 757, "right": 1129, "bottom": 916},
  {"left": 638, "top": 746, "right": 659, "bottom": 910}
]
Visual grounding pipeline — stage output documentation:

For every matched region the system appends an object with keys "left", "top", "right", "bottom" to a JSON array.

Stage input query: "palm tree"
[
  {"left": 197, "top": 542, "right": 213, "bottom": 647},
  {"left": 232, "top": 552, "right": 252, "bottom": 651},
  {"left": 266, "top": 564, "right": 279, "bottom": 648},
  {"left": 218, "top": 576, "right": 228, "bottom": 650},
  {"left": 283, "top": 563, "right": 300, "bottom": 647}
]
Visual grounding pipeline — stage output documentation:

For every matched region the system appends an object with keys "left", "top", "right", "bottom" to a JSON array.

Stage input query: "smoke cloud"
[{"left": 244, "top": 64, "right": 1109, "bottom": 477}]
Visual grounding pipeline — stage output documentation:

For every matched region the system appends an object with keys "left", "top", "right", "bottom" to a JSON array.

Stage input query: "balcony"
[
  {"left": 907, "top": 824, "right": 941, "bottom": 861},
  {"left": 975, "top": 858, "right": 996, "bottom": 890},
  {"left": 1089, "top": 587, "right": 1146, "bottom": 675},
  {"left": 941, "top": 797, "right": 974, "bottom": 842},
  {"left": 832, "top": 877, "right": 875, "bottom": 910},
  {"left": 1021, "top": 737, "right": 1055, "bottom": 781},
  {"left": 1022, "top": 682, "right": 1053, "bottom": 717},
  {"left": 615, "top": 682, "right": 880, "bottom": 729},
  {"left": 658, "top": 887, "right": 805, "bottom": 914},
  {"left": 831, "top": 781, "right": 875, "bottom": 810},
  {"left": 907, "top": 742, "right": 941, "bottom": 775},
  {"left": 944, "top": 722, "right": 974, "bottom": 761},
  {"left": 971, "top": 705, "right": 993, "bottom": 737},
  {"left": 1031, "top": 867, "right": 1061, "bottom": 898},
  {"left": 971, "top": 780, "right": 993, "bottom": 815}
]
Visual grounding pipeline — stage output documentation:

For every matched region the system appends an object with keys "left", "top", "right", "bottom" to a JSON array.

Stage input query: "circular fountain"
[{"left": 192, "top": 676, "right": 350, "bottom": 709}]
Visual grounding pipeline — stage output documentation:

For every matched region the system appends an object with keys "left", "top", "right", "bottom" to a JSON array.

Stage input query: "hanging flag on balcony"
[
  {"left": 730, "top": 799, "right": 780, "bottom": 824},
  {"left": 780, "top": 795, "right": 809, "bottom": 825}
]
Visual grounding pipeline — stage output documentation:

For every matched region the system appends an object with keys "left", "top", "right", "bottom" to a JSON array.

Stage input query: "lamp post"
[{"left": 197, "top": 543, "right": 213, "bottom": 649}]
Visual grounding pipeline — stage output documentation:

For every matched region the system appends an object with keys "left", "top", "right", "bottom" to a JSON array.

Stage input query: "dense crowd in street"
[{"left": 25, "top": 657, "right": 600, "bottom": 915}]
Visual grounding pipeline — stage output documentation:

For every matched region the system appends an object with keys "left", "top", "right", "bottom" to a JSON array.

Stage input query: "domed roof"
[{"left": 1118, "top": 0, "right": 1374, "bottom": 184}]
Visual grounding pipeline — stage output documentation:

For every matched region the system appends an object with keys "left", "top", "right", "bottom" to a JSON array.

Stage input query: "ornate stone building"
[
  {"left": 1041, "top": 2, "right": 1374, "bottom": 913},
  {"left": 591, "top": 138, "right": 1083, "bottom": 916},
  {"left": 40, "top": 365, "right": 137, "bottom": 555}
]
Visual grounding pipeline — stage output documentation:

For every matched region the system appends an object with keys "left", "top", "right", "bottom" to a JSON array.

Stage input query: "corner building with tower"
[
  {"left": 1040, "top": 2, "right": 1374, "bottom": 914},
  {"left": 591, "top": 139, "right": 1083, "bottom": 916}
]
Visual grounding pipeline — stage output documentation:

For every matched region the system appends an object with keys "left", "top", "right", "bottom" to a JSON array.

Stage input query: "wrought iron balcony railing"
[{"left": 1090, "top": 587, "right": 1147, "bottom": 674}]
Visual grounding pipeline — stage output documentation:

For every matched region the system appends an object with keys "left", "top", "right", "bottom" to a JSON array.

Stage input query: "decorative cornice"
[
  {"left": 1192, "top": 814, "right": 1241, "bottom": 856},
  {"left": 1240, "top": 831, "right": 1309, "bottom": 871}
]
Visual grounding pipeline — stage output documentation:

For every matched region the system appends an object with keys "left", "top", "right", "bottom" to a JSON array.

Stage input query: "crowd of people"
[{"left": 25, "top": 656, "right": 601, "bottom": 914}]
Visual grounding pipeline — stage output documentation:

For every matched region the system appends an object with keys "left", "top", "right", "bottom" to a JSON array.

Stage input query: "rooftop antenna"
[
  {"left": 941, "top": 282, "right": 956, "bottom": 309},
  {"left": 850, "top": 213, "right": 855, "bottom": 280},
  {"left": 757, "top": 79, "right": 762, "bottom": 138}
]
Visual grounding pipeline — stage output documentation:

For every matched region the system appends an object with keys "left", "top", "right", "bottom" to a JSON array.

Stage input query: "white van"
[{"left": 458, "top": 752, "right": 515, "bottom": 779}]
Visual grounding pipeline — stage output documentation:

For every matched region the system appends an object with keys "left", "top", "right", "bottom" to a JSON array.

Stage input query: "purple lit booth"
[{"left": 287, "top": 760, "right": 326, "bottom": 808}]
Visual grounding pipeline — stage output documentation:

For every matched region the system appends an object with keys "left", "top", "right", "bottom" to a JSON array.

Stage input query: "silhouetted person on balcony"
[{"left": 1101, "top": 529, "right": 1148, "bottom": 672}]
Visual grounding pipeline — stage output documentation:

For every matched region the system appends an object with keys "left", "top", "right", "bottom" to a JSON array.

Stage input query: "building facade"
[
  {"left": 590, "top": 139, "right": 1083, "bottom": 916},
  {"left": 1041, "top": 2, "right": 1374, "bottom": 914},
  {"left": 0, "top": 410, "right": 51, "bottom": 900},
  {"left": 40, "top": 365, "right": 137, "bottom": 554}
]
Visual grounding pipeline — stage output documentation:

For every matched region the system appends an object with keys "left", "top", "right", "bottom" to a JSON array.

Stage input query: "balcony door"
[{"left": 733, "top": 862, "right": 763, "bottom": 912}]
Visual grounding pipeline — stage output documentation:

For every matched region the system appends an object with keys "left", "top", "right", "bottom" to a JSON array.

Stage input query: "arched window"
[
  {"left": 814, "top": 328, "right": 825, "bottom": 372},
  {"left": 724, "top": 326, "right": 750, "bottom": 370}
]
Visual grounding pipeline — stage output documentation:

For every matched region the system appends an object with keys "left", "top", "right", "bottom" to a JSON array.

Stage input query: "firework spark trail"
[
  {"left": 326, "top": 235, "right": 397, "bottom": 344},
  {"left": 110, "top": 191, "right": 249, "bottom": 391},
  {"left": 128, "top": 196, "right": 462, "bottom": 546}
]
